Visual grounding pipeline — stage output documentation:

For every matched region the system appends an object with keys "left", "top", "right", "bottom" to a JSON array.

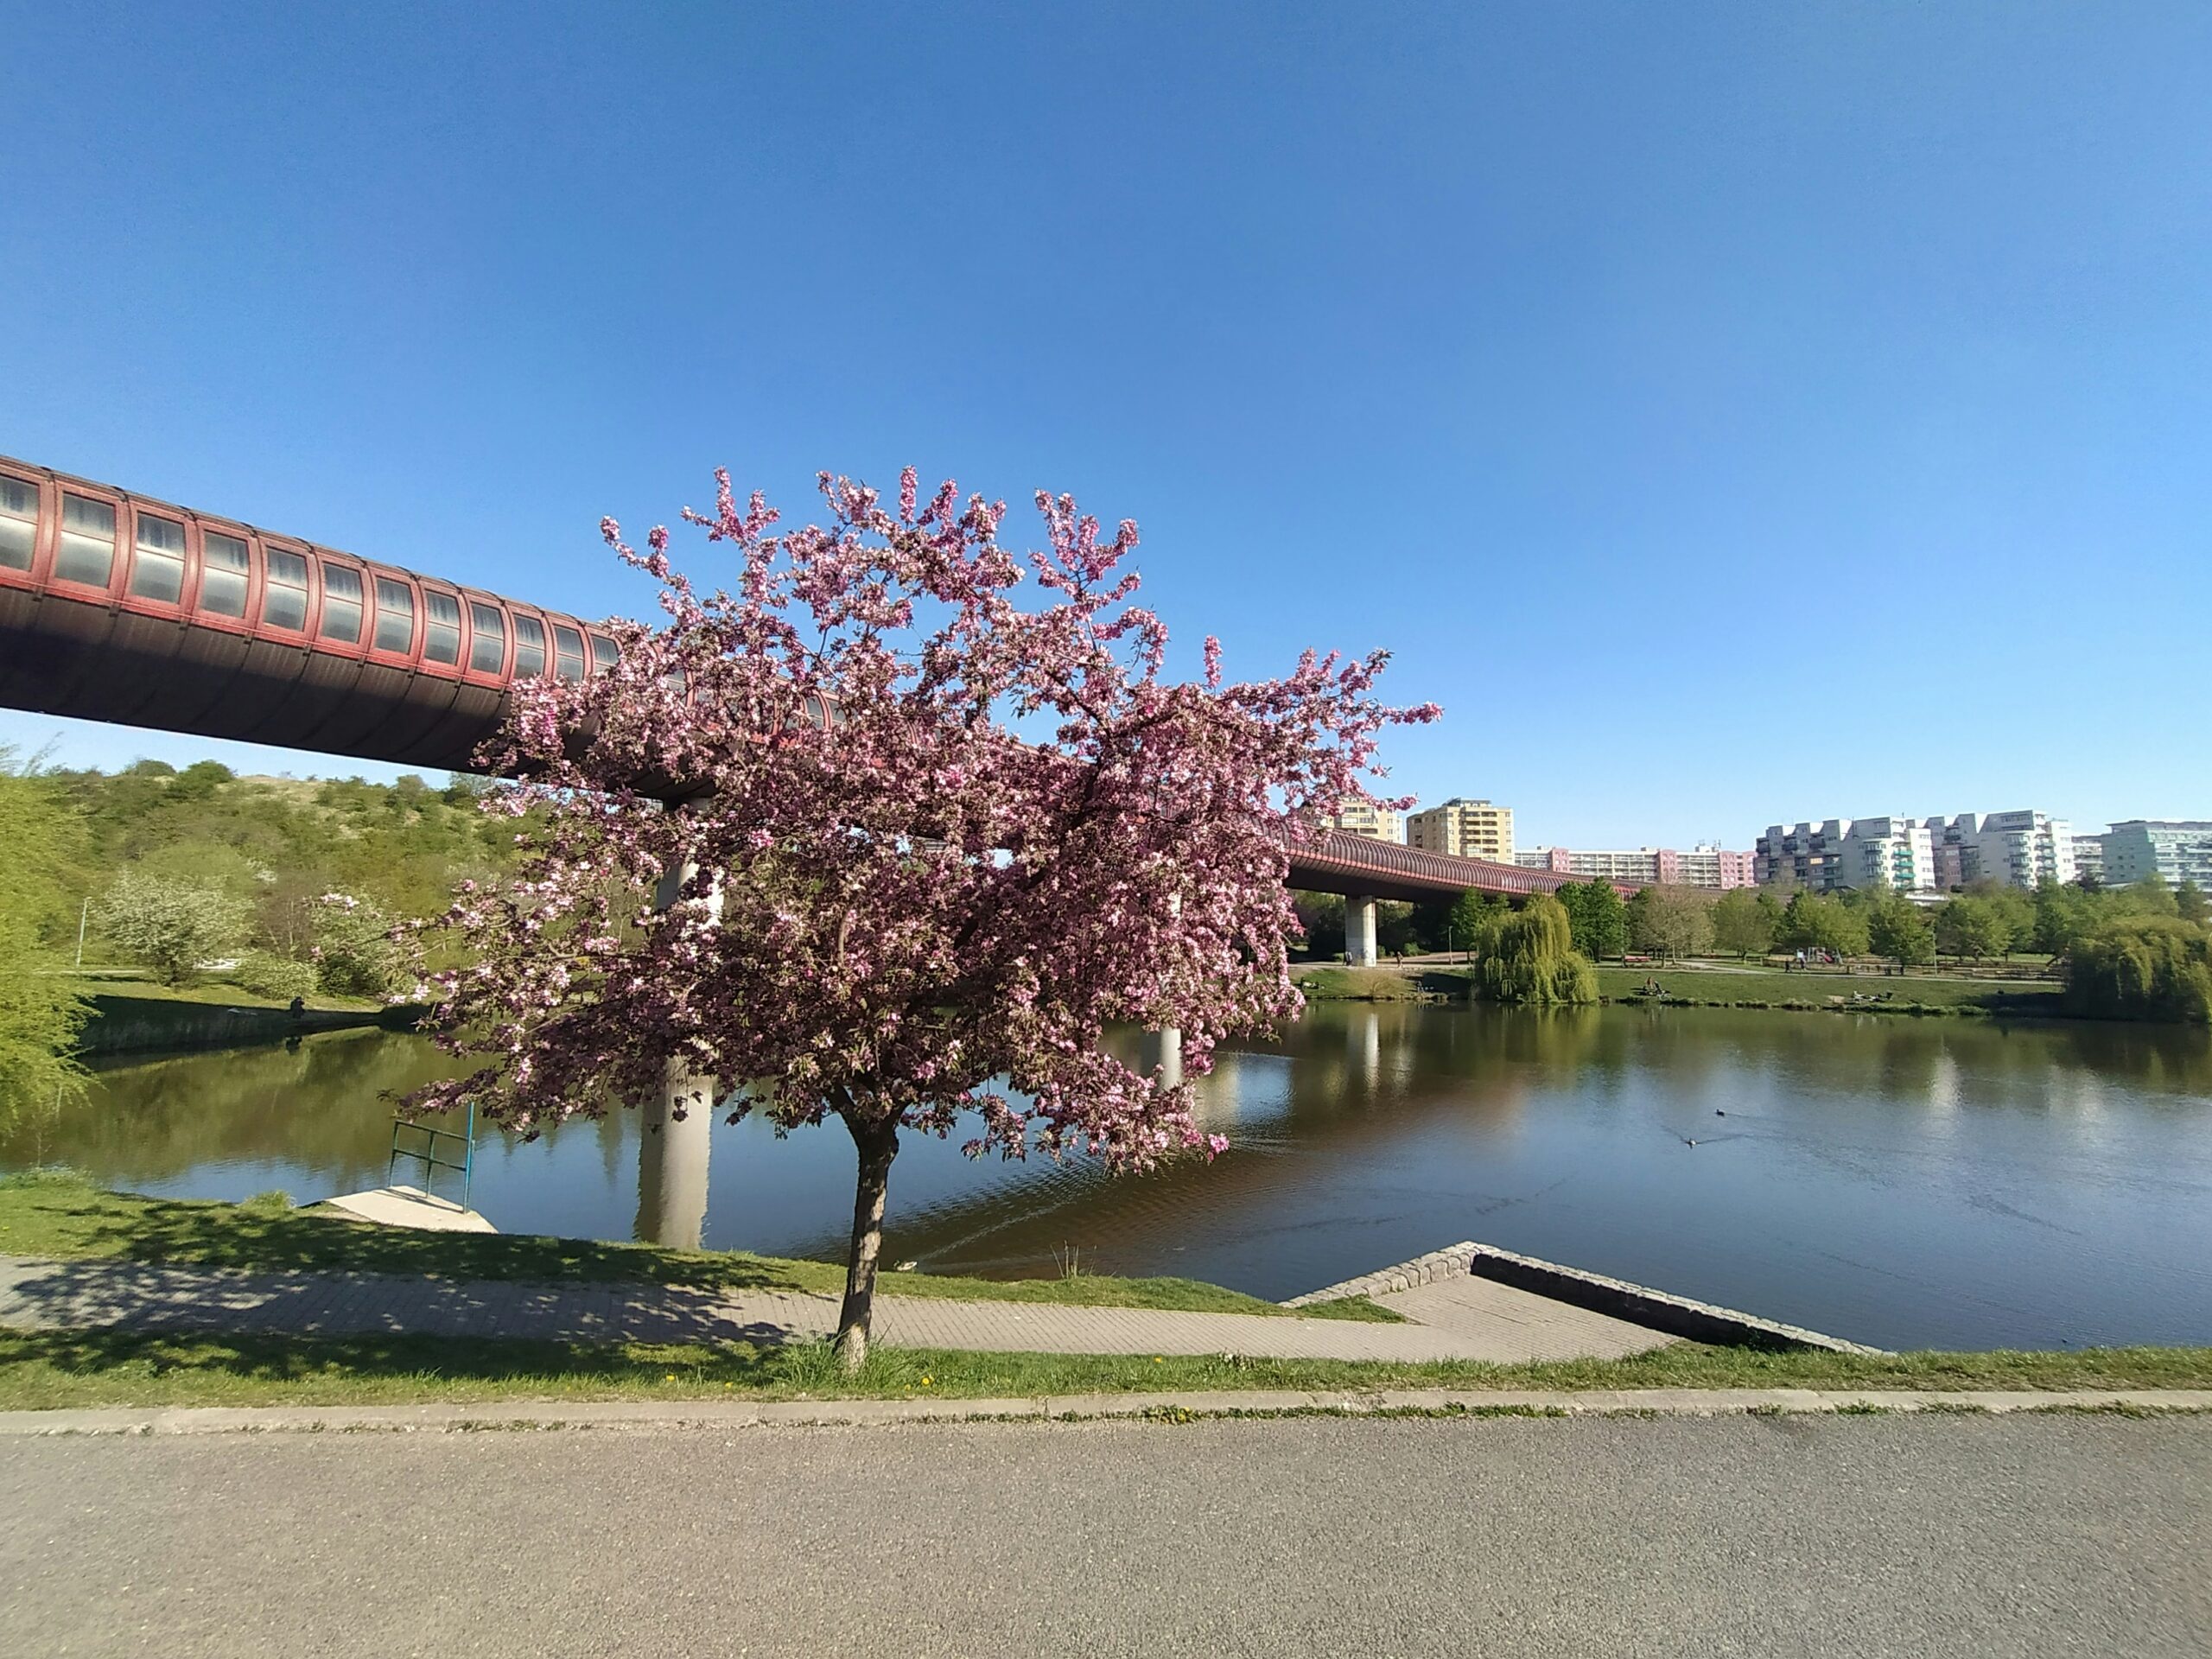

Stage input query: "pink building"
[{"left": 1515, "top": 844, "right": 1756, "bottom": 890}]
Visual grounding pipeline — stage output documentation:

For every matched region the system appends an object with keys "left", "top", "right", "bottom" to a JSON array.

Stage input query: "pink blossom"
[{"left": 409, "top": 464, "right": 1434, "bottom": 1361}]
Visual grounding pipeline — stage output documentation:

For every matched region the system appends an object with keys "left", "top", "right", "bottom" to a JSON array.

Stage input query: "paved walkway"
[{"left": 0, "top": 1254, "right": 1671, "bottom": 1363}]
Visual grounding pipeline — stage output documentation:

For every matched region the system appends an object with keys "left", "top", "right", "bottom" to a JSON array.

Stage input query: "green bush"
[{"left": 231, "top": 950, "right": 319, "bottom": 1002}]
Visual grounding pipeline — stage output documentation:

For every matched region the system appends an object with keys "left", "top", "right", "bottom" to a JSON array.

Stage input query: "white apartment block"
[
  {"left": 1325, "top": 800, "right": 1405, "bottom": 843},
  {"left": 1925, "top": 810, "right": 2075, "bottom": 890},
  {"left": 1407, "top": 798, "right": 1514, "bottom": 861},
  {"left": 1758, "top": 817, "right": 1934, "bottom": 893}
]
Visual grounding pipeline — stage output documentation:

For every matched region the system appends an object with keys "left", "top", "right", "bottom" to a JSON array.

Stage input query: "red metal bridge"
[{"left": 0, "top": 455, "right": 1581, "bottom": 930}]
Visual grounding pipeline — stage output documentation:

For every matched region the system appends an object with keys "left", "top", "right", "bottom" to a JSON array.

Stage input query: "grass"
[
  {"left": 0, "top": 1170, "right": 1398, "bottom": 1320},
  {"left": 1292, "top": 960, "right": 2069, "bottom": 1018},
  {"left": 63, "top": 968, "right": 382, "bottom": 1014},
  {"left": 1293, "top": 966, "right": 1462, "bottom": 1001},
  {"left": 0, "top": 1327, "right": 2205, "bottom": 1412},
  {"left": 6, "top": 1173, "right": 2199, "bottom": 1411},
  {"left": 1592, "top": 963, "right": 2065, "bottom": 1016}
]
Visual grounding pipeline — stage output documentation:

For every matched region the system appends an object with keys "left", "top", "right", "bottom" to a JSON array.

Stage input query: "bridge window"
[
  {"left": 589, "top": 633, "right": 619, "bottom": 673},
  {"left": 54, "top": 494, "right": 116, "bottom": 588},
  {"left": 423, "top": 591, "right": 460, "bottom": 664},
  {"left": 552, "top": 624, "right": 585, "bottom": 682},
  {"left": 320, "top": 563, "right": 363, "bottom": 644},
  {"left": 512, "top": 614, "right": 546, "bottom": 678},
  {"left": 0, "top": 476, "right": 35, "bottom": 571},
  {"left": 262, "top": 548, "right": 308, "bottom": 631},
  {"left": 199, "top": 532, "right": 249, "bottom": 617},
  {"left": 372, "top": 576, "right": 416, "bottom": 653},
  {"left": 467, "top": 603, "right": 506, "bottom": 674},
  {"left": 129, "top": 514, "right": 188, "bottom": 603}
]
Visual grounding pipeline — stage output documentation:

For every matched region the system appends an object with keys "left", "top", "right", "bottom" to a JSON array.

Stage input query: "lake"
[{"left": 7, "top": 1002, "right": 2211, "bottom": 1352}]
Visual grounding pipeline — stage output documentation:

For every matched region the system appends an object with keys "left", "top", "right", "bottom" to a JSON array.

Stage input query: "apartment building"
[
  {"left": 2101, "top": 821, "right": 2212, "bottom": 889},
  {"left": 1324, "top": 800, "right": 1405, "bottom": 843},
  {"left": 2072, "top": 832, "right": 2107, "bottom": 886},
  {"left": 1406, "top": 798, "right": 1514, "bottom": 861},
  {"left": 1925, "top": 810, "right": 2076, "bottom": 890},
  {"left": 1758, "top": 817, "right": 1934, "bottom": 893},
  {"left": 1515, "top": 844, "right": 1755, "bottom": 889}
]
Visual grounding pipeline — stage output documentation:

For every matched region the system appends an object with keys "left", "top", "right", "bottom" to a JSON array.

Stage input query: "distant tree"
[
  {"left": 169, "top": 759, "right": 235, "bottom": 801},
  {"left": 2034, "top": 881, "right": 2100, "bottom": 957},
  {"left": 0, "top": 756, "right": 91, "bottom": 1122},
  {"left": 2066, "top": 917, "right": 2212, "bottom": 1024},
  {"left": 1376, "top": 899, "right": 1417, "bottom": 957},
  {"left": 1476, "top": 893, "right": 1597, "bottom": 1006},
  {"left": 1867, "top": 893, "right": 1935, "bottom": 968},
  {"left": 1558, "top": 879, "right": 1628, "bottom": 960},
  {"left": 312, "top": 893, "right": 406, "bottom": 998},
  {"left": 1711, "top": 887, "right": 1775, "bottom": 958},
  {"left": 1411, "top": 888, "right": 1500, "bottom": 955},
  {"left": 1778, "top": 891, "right": 1868, "bottom": 957},
  {"left": 97, "top": 868, "right": 245, "bottom": 986},
  {"left": 2177, "top": 880, "right": 2209, "bottom": 926},
  {"left": 1936, "top": 895, "right": 2011, "bottom": 963},
  {"left": 1627, "top": 884, "right": 1713, "bottom": 961},
  {"left": 1292, "top": 892, "right": 1344, "bottom": 959}
]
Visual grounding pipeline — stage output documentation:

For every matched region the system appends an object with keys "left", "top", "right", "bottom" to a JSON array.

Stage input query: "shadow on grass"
[
  {"left": 0, "top": 1173, "right": 824, "bottom": 1294},
  {"left": 0, "top": 1327, "right": 804, "bottom": 1408}
]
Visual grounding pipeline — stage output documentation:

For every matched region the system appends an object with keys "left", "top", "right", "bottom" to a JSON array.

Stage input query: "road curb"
[{"left": 3, "top": 1387, "right": 2208, "bottom": 1436}]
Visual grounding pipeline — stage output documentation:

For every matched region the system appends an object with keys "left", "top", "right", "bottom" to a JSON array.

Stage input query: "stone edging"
[
  {"left": 1284, "top": 1240, "right": 1885, "bottom": 1355},
  {"left": 1454, "top": 1243, "right": 1888, "bottom": 1355},
  {"left": 3, "top": 1388, "right": 2206, "bottom": 1436},
  {"left": 1281, "top": 1243, "right": 1485, "bottom": 1306}
]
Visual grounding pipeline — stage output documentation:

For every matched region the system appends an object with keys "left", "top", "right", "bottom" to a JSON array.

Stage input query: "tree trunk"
[{"left": 834, "top": 1116, "right": 900, "bottom": 1372}]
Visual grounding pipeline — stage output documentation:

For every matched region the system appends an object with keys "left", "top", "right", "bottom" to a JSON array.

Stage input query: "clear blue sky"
[{"left": 3, "top": 3, "right": 2206, "bottom": 846}]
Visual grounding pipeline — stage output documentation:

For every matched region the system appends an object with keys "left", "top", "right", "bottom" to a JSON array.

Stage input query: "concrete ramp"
[{"left": 322, "top": 1185, "right": 496, "bottom": 1234}]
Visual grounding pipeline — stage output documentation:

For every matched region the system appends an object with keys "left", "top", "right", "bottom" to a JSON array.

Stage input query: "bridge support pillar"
[
  {"left": 1154, "top": 1025, "right": 1183, "bottom": 1089},
  {"left": 637, "top": 830, "right": 723, "bottom": 1251},
  {"left": 1344, "top": 893, "right": 1378, "bottom": 966}
]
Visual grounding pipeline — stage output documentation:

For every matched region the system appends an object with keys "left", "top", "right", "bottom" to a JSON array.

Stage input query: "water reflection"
[{"left": 7, "top": 1006, "right": 2212, "bottom": 1351}]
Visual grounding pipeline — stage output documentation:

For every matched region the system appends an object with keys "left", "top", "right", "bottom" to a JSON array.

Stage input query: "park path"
[{"left": 0, "top": 1253, "right": 1669, "bottom": 1363}]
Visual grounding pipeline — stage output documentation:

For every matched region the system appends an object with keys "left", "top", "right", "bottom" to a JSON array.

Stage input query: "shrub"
[
  {"left": 230, "top": 950, "right": 319, "bottom": 1002},
  {"left": 312, "top": 893, "right": 404, "bottom": 998}
]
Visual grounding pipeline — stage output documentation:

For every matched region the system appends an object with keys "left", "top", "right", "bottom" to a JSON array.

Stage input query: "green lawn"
[
  {"left": 0, "top": 1170, "right": 1389, "bottom": 1320},
  {"left": 1589, "top": 963, "right": 2065, "bottom": 1014},
  {"left": 1, "top": 1326, "right": 2204, "bottom": 1411}
]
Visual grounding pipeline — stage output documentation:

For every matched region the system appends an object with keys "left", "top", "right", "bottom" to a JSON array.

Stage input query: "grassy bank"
[
  {"left": 62, "top": 968, "right": 380, "bottom": 1014},
  {"left": 1588, "top": 963, "right": 2066, "bottom": 1016},
  {"left": 1295, "top": 960, "right": 2068, "bottom": 1017},
  {"left": 2, "top": 1327, "right": 2205, "bottom": 1411},
  {"left": 0, "top": 1171, "right": 1392, "bottom": 1320}
]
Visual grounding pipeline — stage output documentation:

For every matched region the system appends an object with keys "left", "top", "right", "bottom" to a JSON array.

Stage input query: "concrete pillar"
[
  {"left": 636, "top": 1077, "right": 714, "bottom": 1249},
  {"left": 1155, "top": 1025, "right": 1183, "bottom": 1090},
  {"left": 636, "top": 832, "right": 723, "bottom": 1251},
  {"left": 1344, "top": 893, "right": 1379, "bottom": 966}
]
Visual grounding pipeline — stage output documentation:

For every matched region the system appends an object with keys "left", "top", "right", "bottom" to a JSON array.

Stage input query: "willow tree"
[
  {"left": 414, "top": 467, "right": 1434, "bottom": 1366},
  {"left": 0, "top": 756, "right": 89, "bottom": 1123},
  {"left": 1478, "top": 893, "right": 1597, "bottom": 1006}
]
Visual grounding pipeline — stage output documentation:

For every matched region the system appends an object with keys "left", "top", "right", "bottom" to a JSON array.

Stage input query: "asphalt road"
[{"left": 4, "top": 1414, "right": 2209, "bottom": 1656}]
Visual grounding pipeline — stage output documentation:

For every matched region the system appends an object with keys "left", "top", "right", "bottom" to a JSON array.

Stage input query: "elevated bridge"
[{"left": 0, "top": 455, "right": 1592, "bottom": 963}]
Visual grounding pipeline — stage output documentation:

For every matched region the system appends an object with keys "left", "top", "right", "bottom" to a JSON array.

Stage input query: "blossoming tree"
[{"left": 412, "top": 467, "right": 1435, "bottom": 1366}]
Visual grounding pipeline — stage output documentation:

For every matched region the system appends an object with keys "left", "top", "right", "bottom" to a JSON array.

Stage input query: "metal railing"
[{"left": 388, "top": 1101, "right": 475, "bottom": 1210}]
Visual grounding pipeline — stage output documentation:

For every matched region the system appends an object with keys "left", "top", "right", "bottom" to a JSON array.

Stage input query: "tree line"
[{"left": 1292, "top": 870, "right": 2212, "bottom": 1024}]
